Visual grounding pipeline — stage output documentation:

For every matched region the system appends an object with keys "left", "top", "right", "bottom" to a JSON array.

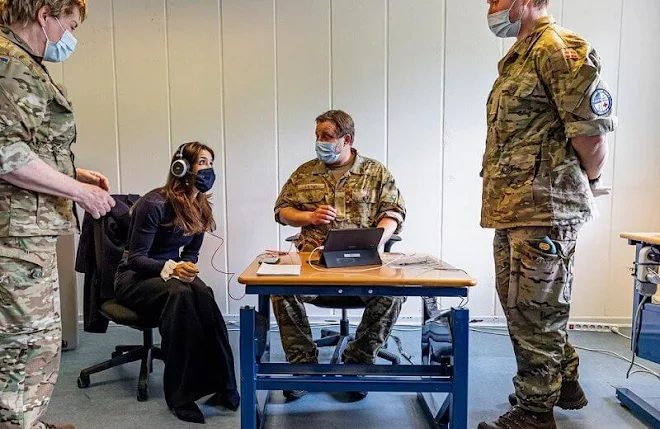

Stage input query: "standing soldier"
[
  {"left": 480, "top": 1, "right": 617, "bottom": 428},
  {"left": 0, "top": 1, "right": 114, "bottom": 428}
]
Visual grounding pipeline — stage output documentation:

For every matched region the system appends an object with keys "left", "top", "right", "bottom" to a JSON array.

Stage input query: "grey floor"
[{"left": 44, "top": 324, "right": 660, "bottom": 429}]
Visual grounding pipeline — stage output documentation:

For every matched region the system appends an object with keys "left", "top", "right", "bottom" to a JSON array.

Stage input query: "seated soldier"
[{"left": 272, "top": 110, "right": 406, "bottom": 401}]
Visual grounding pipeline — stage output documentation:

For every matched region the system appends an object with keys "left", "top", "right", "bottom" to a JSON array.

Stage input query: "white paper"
[{"left": 256, "top": 264, "right": 301, "bottom": 276}]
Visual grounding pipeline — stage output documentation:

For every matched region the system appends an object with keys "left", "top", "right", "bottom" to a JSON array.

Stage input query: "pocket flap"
[
  {"left": 352, "top": 189, "right": 378, "bottom": 204},
  {"left": 0, "top": 247, "right": 51, "bottom": 268}
]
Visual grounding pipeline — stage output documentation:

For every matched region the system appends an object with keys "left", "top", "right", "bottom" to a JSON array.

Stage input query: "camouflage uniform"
[
  {"left": 273, "top": 149, "right": 406, "bottom": 364},
  {"left": 481, "top": 17, "right": 617, "bottom": 413},
  {"left": 0, "top": 27, "right": 77, "bottom": 429}
]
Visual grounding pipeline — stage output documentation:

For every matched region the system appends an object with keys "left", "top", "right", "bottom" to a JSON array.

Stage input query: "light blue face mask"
[
  {"left": 42, "top": 17, "right": 77, "bottom": 63},
  {"left": 487, "top": 0, "right": 523, "bottom": 38},
  {"left": 315, "top": 140, "right": 342, "bottom": 164}
]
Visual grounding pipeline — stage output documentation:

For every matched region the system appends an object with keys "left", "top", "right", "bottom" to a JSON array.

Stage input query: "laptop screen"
[{"left": 322, "top": 228, "right": 384, "bottom": 252}]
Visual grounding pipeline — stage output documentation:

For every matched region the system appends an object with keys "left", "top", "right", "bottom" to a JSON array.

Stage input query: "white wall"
[{"left": 61, "top": 0, "right": 660, "bottom": 323}]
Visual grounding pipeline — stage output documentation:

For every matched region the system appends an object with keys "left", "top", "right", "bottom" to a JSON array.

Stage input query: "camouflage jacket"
[
  {"left": 481, "top": 16, "right": 617, "bottom": 229},
  {"left": 274, "top": 150, "right": 406, "bottom": 250},
  {"left": 0, "top": 27, "right": 77, "bottom": 237}
]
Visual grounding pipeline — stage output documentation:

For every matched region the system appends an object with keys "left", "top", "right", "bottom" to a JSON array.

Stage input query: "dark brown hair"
[
  {"left": 160, "top": 142, "right": 216, "bottom": 235},
  {"left": 315, "top": 110, "right": 355, "bottom": 142}
]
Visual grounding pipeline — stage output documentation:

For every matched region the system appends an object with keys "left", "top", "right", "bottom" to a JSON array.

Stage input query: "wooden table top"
[
  {"left": 620, "top": 233, "right": 660, "bottom": 246},
  {"left": 238, "top": 252, "right": 477, "bottom": 287}
]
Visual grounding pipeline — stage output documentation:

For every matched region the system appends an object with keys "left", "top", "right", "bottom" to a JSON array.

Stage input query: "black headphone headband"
[{"left": 176, "top": 143, "right": 186, "bottom": 159}]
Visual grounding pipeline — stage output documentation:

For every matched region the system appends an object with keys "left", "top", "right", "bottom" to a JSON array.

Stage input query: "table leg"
[
  {"left": 257, "top": 295, "right": 271, "bottom": 362},
  {"left": 241, "top": 307, "right": 257, "bottom": 429},
  {"left": 418, "top": 296, "right": 448, "bottom": 428},
  {"left": 450, "top": 307, "right": 469, "bottom": 429}
]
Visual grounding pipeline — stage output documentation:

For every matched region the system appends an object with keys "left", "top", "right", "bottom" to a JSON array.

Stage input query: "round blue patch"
[{"left": 591, "top": 88, "right": 612, "bottom": 116}]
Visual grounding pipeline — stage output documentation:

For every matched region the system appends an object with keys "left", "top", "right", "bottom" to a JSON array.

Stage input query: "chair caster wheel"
[{"left": 77, "top": 374, "right": 90, "bottom": 388}]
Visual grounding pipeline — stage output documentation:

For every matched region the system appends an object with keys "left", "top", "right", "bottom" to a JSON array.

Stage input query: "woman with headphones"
[{"left": 114, "top": 142, "right": 238, "bottom": 424}]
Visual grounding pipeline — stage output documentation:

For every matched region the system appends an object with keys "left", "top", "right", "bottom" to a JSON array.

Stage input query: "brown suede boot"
[
  {"left": 508, "top": 380, "right": 588, "bottom": 410},
  {"left": 477, "top": 406, "right": 557, "bottom": 429}
]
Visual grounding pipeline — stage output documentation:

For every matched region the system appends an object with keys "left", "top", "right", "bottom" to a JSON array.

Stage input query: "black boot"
[
  {"left": 206, "top": 389, "right": 241, "bottom": 411},
  {"left": 478, "top": 406, "right": 557, "bottom": 429},
  {"left": 172, "top": 402, "right": 205, "bottom": 424}
]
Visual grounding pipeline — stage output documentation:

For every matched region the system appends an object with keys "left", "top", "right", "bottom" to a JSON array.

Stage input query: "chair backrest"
[
  {"left": 90, "top": 195, "right": 139, "bottom": 297},
  {"left": 88, "top": 195, "right": 146, "bottom": 328},
  {"left": 78, "top": 194, "right": 140, "bottom": 332},
  {"left": 91, "top": 219, "right": 126, "bottom": 294}
]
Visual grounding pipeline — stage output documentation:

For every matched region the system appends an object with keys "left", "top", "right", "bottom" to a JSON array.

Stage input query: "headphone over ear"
[{"left": 170, "top": 143, "right": 190, "bottom": 178}]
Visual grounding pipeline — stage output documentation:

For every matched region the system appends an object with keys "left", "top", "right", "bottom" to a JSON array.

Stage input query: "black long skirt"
[{"left": 115, "top": 273, "right": 237, "bottom": 408}]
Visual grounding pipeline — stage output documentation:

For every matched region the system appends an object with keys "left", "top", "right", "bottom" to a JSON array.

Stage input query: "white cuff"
[{"left": 161, "top": 260, "right": 181, "bottom": 281}]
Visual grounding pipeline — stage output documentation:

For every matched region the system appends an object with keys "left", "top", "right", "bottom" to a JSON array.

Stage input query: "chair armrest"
[
  {"left": 384, "top": 234, "right": 402, "bottom": 253},
  {"left": 285, "top": 234, "right": 300, "bottom": 243}
]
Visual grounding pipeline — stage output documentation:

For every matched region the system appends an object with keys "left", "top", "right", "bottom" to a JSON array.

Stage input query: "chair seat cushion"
[
  {"left": 311, "top": 296, "right": 366, "bottom": 309},
  {"left": 100, "top": 299, "right": 144, "bottom": 328}
]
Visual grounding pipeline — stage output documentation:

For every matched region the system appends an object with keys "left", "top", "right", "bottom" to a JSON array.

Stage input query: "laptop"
[{"left": 319, "top": 228, "right": 384, "bottom": 268}]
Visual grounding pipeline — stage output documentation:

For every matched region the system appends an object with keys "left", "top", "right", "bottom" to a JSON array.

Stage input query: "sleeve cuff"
[
  {"left": 274, "top": 208, "right": 287, "bottom": 226},
  {"left": 377, "top": 211, "right": 405, "bottom": 234},
  {"left": 565, "top": 117, "right": 618, "bottom": 138},
  {"left": 0, "top": 142, "right": 38, "bottom": 175},
  {"left": 160, "top": 259, "right": 182, "bottom": 281}
]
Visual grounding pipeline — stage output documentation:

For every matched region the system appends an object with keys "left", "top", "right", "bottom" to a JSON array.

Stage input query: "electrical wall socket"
[{"left": 567, "top": 323, "right": 613, "bottom": 332}]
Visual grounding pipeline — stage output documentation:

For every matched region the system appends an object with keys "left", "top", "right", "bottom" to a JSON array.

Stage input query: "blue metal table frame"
[
  {"left": 239, "top": 284, "right": 470, "bottom": 429},
  {"left": 616, "top": 238, "right": 660, "bottom": 428}
]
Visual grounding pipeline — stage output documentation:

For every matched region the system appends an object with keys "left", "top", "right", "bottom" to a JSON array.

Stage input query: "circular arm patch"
[{"left": 591, "top": 88, "right": 612, "bottom": 116}]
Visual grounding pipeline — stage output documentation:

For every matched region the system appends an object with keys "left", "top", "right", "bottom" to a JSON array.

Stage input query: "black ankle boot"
[
  {"left": 172, "top": 402, "right": 205, "bottom": 424},
  {"left": 206, "top": 389, "right": 241, "bottom": 411}
]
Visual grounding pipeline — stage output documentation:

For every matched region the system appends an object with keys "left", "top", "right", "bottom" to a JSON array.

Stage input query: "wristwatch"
[{"left": 588, "top": 175, "right": 601, "bottom": 185}]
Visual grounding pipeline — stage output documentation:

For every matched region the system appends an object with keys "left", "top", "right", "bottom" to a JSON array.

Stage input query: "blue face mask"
[
  {"left": 315, "top": 140, "right": 342, "bottom": 164},
  {"left": 42, "top": 17, "right": 77, "bottom": 63},
  {"left": 487, "top": 0, "right": 523, "bottom": 38},
  {"left": 194, "top": 168, "right": 216, "bottom": 193}
]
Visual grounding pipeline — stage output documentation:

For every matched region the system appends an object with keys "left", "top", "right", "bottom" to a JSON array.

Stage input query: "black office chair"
[
  {"left": 77, "top": 216, "right": 163, "bottom": 402},
  {"left": 286, "top": 233, "right": 402, "bottom": 365}
]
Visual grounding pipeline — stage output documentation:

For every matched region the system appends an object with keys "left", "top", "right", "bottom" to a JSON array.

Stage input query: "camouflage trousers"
[
  {"left": 271, "top": 295, "right": 402, "bottom": 364},
  {"left": 494, "top": 227, "right": 580, "bottom": 413},
  {"left": 0, "top": 236, "right": 61, "bottom": 429}
]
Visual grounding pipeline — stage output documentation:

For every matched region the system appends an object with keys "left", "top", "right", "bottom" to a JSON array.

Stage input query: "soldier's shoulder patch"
[
  {"left": 563, "top": 48, "right": 579, "bottom": 61},
  {"left": 591, "top": 88, "right": 612, "bottom": 116}
]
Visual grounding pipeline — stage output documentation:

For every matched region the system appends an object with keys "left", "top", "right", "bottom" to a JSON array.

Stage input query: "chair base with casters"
[
  {"left": 77, "top": 299, "right": 163, "bottom": 402},
  {"left": 312, "top": 296, "right": 401, "bottom": 365}
]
